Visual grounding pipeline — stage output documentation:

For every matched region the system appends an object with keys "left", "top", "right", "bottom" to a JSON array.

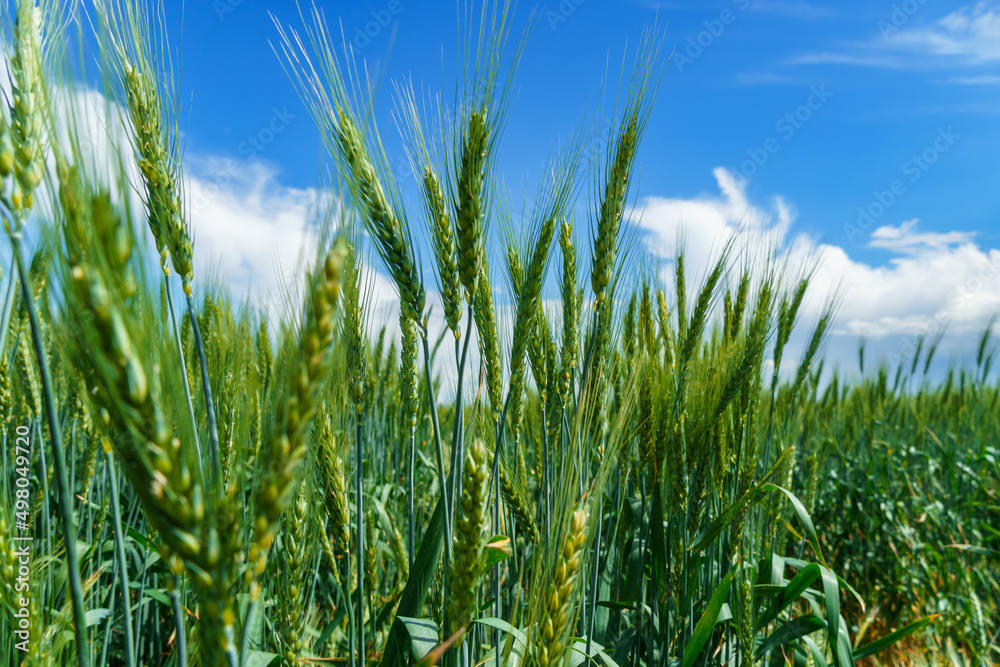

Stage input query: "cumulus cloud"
[
  {"left": 631, "top": 168, "right": 1000, "bottom": 374},
  {"left": 169, "top": 158, "right": 999, "bottom": 380},
  {"left": 184, "top": 156, "right": 319, "bottom": 309},
  {"left": 9, "top": 67, "right": 991, "bottom": 383},
  {"left": 632, "top": 167, "right": 794, "bottom": 276}
]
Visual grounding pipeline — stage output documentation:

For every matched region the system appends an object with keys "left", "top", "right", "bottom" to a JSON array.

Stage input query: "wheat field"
[{"left": 0, "top": 1, "right": 997, "bottom": 666}]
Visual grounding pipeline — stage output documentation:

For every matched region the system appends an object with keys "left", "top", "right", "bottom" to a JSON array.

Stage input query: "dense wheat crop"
[{"left": 0, "top": 1, "right": 997, "bottom": 666}]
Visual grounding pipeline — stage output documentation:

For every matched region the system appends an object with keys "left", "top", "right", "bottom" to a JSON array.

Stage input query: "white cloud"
[
  {"left": 32, "top": 78, "right": 990, "bottom": 382},
  {"left": 940, "top": 74, "right": 1000, "bottom": 85},
  {"left": 7, "top": 80, "right": 994, "bottom": 384},
  {"left": 890, "top": 2, "right": 1000, "bottom": 63},
  {"left": 172, "top": 158, "right": 999, "bottom": 379},
  {"left": 631, "top": 168, "right": 1000, "bottom": 374},
  {"left": 784, "top": 51, "right": 914, "bottom": 69},
  {"left": 184, "top": 156, "right": 319, "bottom": 310},
  {"left": 868, "top": 218, "right": 975, "bottom": 254},
  {"left": 789, "top": 1, "right": 1000, "bottom": 81},
  {"left": 632, "top": 167, "right": 793, "bottom": 276}
]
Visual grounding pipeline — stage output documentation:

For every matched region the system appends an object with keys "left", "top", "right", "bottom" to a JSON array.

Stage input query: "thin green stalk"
[
  {"left": 0, "top": 271, "right": 16, "bottom": 357},
  {"left": 170, "top": 585, "right": 187, "bottom": 667},
  {"left": 10, "top": 231, "right": 90, "bottom": 667},
  {"left": 449, "top": 308, "right": 475, "bottom": 525},
  {"left": 133, "top": 547, "right": 147, "bottom": 666},
  {"left": 100, "top": 565, "right": 118, "bottom": 667},
  {"left": 35, "top": 420, "right": 50, "bottom": 552},
  {"left": 224, "top": 630, "right": 240, "bottom": 667},
  {"left": 344, "top": 549, "right": 356, "bottom": 667},
  {"left": 493, "top": 444, "right": 500, "bottom": 667},
  {"left": 541, "top": 405, "right": 551, "bottom": 538},
  {"left": 485, "top": 392, "right": 514, "bottom": 667},
  {"left": 186, "top": 292, "right": 221, "bottom": 487},
  {"left": 421, "top": 330, "right": 453, "bottom": 553},
  {"left": 165, "top": 277, "right": 203, "bottom": 469},
  {"left": 408, "top": 428, "right": 416, "bottom": 568},
  {"left": 105, "top": 449, "right": 136, "bottom": 667},
  {"left": 355, "top": 416, "right": 366, "bottom": 667}
]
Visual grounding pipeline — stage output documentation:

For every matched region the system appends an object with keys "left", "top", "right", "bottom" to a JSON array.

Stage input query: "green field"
[{"left": 0, "top": 1, "right": 997, "bottom": 666}]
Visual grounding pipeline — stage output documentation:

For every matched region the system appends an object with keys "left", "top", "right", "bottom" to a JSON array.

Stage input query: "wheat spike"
[
  {"left": 0, "top": 354, "right": 12, "bottom": 428},
  {"left": 335, "top": 114, "right": 425, "bottom": 323},
  {"left": 455, "top": 108, "right": 489, "bottom": 301},
  {"left": 250, "top": 241, "right": 347, "bottom": 584},
  {"left": 344, "top": 249, "right": 368, "bottom": 415},
  {"left": 498, "top": 457, "right": 538, "bottom": 543},
  {"left": 473, "top": 262, "right": 503, "bottom": 415},
  {"left": 448, "top": 439, "right": 490, "bottom": 639},
  {"left": 7, "top": 0, "right": 46, "bottom": 216},
  {"left": 559, "top": 222, "right": 579, "bottom": 401},
  {"left": 535, "top": 507, "right": 589, "bottom": 667},
  {"left": 317, "top": 421, "right": 350, "bottom": 549},
  {"left": 278, "top": 484, "right": 310, "bottom": 667},
  {"left": 423, "top": 166, "right": 463, "bottom": 336}
]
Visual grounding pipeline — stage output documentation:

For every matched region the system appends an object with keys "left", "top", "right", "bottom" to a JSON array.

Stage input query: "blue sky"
[
  {"left": 137, "top": 0, "right": 1000, "bottom": 376},
  {"left": 178, "top": 0, "right": 999, "bottom": 246}
]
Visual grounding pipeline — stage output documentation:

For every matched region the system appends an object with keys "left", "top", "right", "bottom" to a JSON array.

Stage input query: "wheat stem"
[
  {"left": 165, "top": 277, "right": 203, "bottom": 471},
  {"left": 449, "top": 307, "right": 476, "bottom": 527},
  {"left": 106, "top": 448, "right": 136, "bottom": 667},
  {"left": 355, "top": 416, "right": 366, "bottom": 667},
  {"left": 586, "top": 509, "right": 602, "bottom": 656},
  {"left": 0, "top": 272, "right": 16, "bottom": 358},
  {"left": 100, "top": 557, "right": 119, "bottom": 667},
  {"left": 170, "top": 585, "right": 188, "bottom": 667},
  {"left": 224, "top": 633, "right": 240, "bottom": 667},
  {"left": 345, "top": 548, "right": 356, "bottom": 667},
  {"left": 408, "top": 426, "right": 416, "bottom": 567},
  {"left": 421, "top": 329, "right": 453, "bottom": 554},
  {"left": 186, "top": 292, "right": 222, "bottom": 486}
]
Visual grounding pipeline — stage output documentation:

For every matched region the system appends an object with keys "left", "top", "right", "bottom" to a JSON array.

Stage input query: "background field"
[{"left": 0, "top": 1, "right": 997, "bottom": 666}]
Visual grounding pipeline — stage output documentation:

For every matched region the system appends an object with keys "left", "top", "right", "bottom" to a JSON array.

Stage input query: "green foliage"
[{"left": 0, "top": 2, "right": 995, "bottom": 667}]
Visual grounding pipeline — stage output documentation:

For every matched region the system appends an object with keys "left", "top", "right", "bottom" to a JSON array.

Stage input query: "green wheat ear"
[
  {"left": 474, "top": 261, "right": 503, "bottom": 415},
  {"left": 534, "top": 506, "right": 589, "bottom": 667},
  {"left": 454, "top": 108, "right": 489, "bottom": 301},
  {"left": 423, "top": 165, "right": 464, "bottom": 336},
  {"left": 7, "top": 0, "right": 46, "bottom": 216},
  {"left": 447, "top": 438, "right": 490, "bottom": 639},
  {"left": 96, "top": 0, "right": 193, "bottom": 285},
  {"left": 250, "top": 240, "right": 347, "bottom": 587},
  {"left": 560, "top": 221, "right": 580, "bottom": 399}
]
